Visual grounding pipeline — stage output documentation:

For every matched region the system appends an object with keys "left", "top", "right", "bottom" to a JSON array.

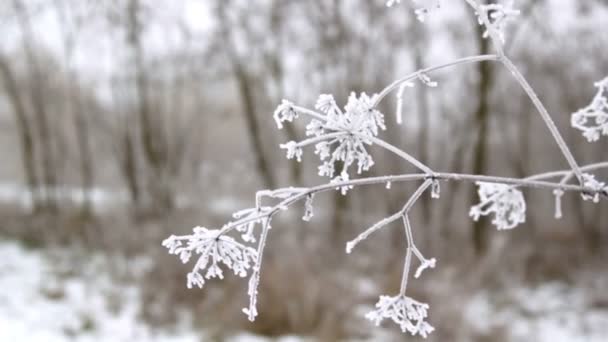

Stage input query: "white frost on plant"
[
  {"left": 232, "top": 207, "right": 272, "bottom": 243},
  {"left": 431, "top": 179, "right": 441, "bottom": 199},
  {"left": 273, "top": 99, "right": 298, "bottom": 129},
  {"left": 366, "top": 294, "right": 434, "bottom": 338},
  {"left": 302, "top": 194, "right": 314, "bottom": 221},
  {"left": 162, "top": 227, "right": 258, "bottom": 289},
  {"left": 553, "top": 189, "right": 564, "bottom": 219},
  {"left": 571, "top": 77, "right": 608, "bottom": 142},
  {"left": 314, "top": 92, "right": 385, "bottom": 177},
  {"left": 280, "top": 141, "right": 303, "bottom": 162},
  {"left": 476, "top": 1, "right": 520, "bottom": 44},
  {"left": 396, "top": 81, "right": 414, "bottom": 125},
  {"left": 580, "top": 173, "right": 607, "bottom": 203},
  {"left": 277, "top": 92, "right": 386, "bottom": 186},
  {"left": 470, "top": 182, "right": 526, "bottom": 230}
]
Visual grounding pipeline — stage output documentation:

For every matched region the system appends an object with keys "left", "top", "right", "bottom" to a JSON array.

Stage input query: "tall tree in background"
[
  {"left": 12, "top": 0, "right": 59, "bottom": 212},
  {"left": 469, "top": 0, "right": 494, "bottom": 255}
]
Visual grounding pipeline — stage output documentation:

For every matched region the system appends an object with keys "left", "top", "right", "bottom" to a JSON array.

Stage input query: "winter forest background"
[{"left": 1, "top": 0, "right": 607, "bottom": 341}]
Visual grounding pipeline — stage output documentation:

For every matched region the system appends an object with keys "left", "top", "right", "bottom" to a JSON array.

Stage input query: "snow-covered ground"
[
  {"left": 0, "top": 239, "right": 312, "bottom": 342},
  {"left": 2, "top": 238, "right": 607, "bottom": 341},
  {"left": 0, "top": 239, "right": 200, "bottom": 342},
  {"left": 466, "top": 280, "right": 608, "bottom": 342}
]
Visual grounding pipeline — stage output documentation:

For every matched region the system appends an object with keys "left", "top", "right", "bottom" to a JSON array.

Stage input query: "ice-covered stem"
[
  {"left": 243, "top": 218, "right": 271, "bottom": 321},
  {"left": 286, "top": 131, "right": 433, "bottom": 174},
  {"left": 346, "top": 179, "right": 432, "bottom": 253},
  {"left": 400, "top": 215, "right": 436, "bottom": 295},
  {"left": 464, "top": 0, "right": 584, "bottom": 183},
  {"left": 367, "top": 135, "right": 433, "bottom": 174},
  {"left": 217, "top": 163, "right": 608, "bottom": 239},
  {"left": 373, "top": 54, "right": 500, "bottom": 106}
]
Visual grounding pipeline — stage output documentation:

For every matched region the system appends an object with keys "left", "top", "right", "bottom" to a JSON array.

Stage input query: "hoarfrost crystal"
[
  {"left": 366, "top": 294, "right": 434, "bottom": 338},
  {"left": 470, "top": 182, "right": 526, "bottom": 230}
]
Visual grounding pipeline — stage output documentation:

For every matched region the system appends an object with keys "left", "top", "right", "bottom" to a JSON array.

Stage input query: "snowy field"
[
  {"left": 0, "top": 239, "right": 312, "bottom": 342},
  {"left": 1, "top": 239, "right": 607, "bottom": 341}
]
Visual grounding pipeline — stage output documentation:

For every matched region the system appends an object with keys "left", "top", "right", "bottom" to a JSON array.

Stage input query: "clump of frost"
[
  {"left": 571, "top": 77, "right": 608, "bottom": 142},
  {"left": 580, "top": 173, "right": 608, "bottom": 203},
  {"left": 366, "top": 294, "right": 434, "bottom": 338},
  {"left": 162, "top": 227, "right": 258, "bottom": 289},
  {"left": 470, "top": 182, "right": 526, "bottom": 230},
  {"left": 273, "top": 100, "right": 298, "bottom": 129}
]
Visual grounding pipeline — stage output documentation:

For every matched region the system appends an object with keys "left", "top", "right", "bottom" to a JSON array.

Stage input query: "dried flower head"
[
  {"left": 162, "top": 227, "right": 258, "bottom": 289},
  {"left": 366, "top": 294, "right": 435, "bottom": 338},
  {"left": 470, "top": 182, "right": 526, "bottom": 230}
]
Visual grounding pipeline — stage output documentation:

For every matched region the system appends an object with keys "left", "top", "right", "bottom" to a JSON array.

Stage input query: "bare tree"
[{"left": 12, "top": 0, "right": 59, "bottom": 212}]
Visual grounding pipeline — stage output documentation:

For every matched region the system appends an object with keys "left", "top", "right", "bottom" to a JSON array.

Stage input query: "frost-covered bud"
[
  {"left": 306, "top": 119, "right": 325, "bottom": 137},
  {"left": 581, "top": 173, "right": 606, "bottom": 203},
  {"left": 273, "top": 100, "right": 298, "bottom": 129},
  {"left": 315, "top": 94, "right": 338, "bottom": 114},
  {"left": 280, "top": 141, "right": 303, "bottom": 162}
]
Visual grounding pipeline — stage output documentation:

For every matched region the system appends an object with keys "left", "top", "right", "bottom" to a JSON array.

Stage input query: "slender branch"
[
  {"left": 464, "top": 0, "right": 584, "bottom": 182},
  {"left": 367, "top": 135, "right": 433, "bottom": 174},
  {"left": 373, "top": 54, "right": 500, "bottom": 106},
  {"left": 400, "top": 215, "right": 414, "bottom": 295},
  {"left": 346, "top": 179, "right": 431, "bottom": 253},
  {"left": 215, "top": 161, "right": 608, "bottom": 238},
  {"left": 290, "top": 132, "right": 347, "bottom": 148},
  {"left": 500, "top": 57, "right": 584, "bottom": 182},
  {"left": 244, "top": 218, "right": 271, "bottom": 322},
  {"left": 293, "top": 105, "right": 327, "bottom": 122}
]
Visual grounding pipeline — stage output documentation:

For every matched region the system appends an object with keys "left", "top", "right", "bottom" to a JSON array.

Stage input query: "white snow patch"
[
  {"left": 466, "top": 282, "right": 608, "bottom": 342},
  {"left": 0, "top": 240, "right": 200, "bottom": 342}
]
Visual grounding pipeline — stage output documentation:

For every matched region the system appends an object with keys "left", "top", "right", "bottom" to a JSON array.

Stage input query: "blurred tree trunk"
[
  {"left": 12, "top": 0, "right": 58, "bottom": 212},
  {"left": 110, "top": 76, "right": 141, "bottom": 208},
  {"left": 54, "top": 0, "right": 94, "bottom": 217},
  {"left": 216, "top": 2, "right": 276, "bottom": 190},
  {"left": 0, "top": 53, "right": 39, "bottom": 212},
  {"left": 126, "top": 0, "right": 172, "bottom": 210},
  {"left": 267, "top": 0, "right": 301, "bottom": 186},
  {"left": 470, "top": 1, "right": 494, "bottom": 256},
  {"left": 411, "top": 14, "right": 432, "bottom": 226}
]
